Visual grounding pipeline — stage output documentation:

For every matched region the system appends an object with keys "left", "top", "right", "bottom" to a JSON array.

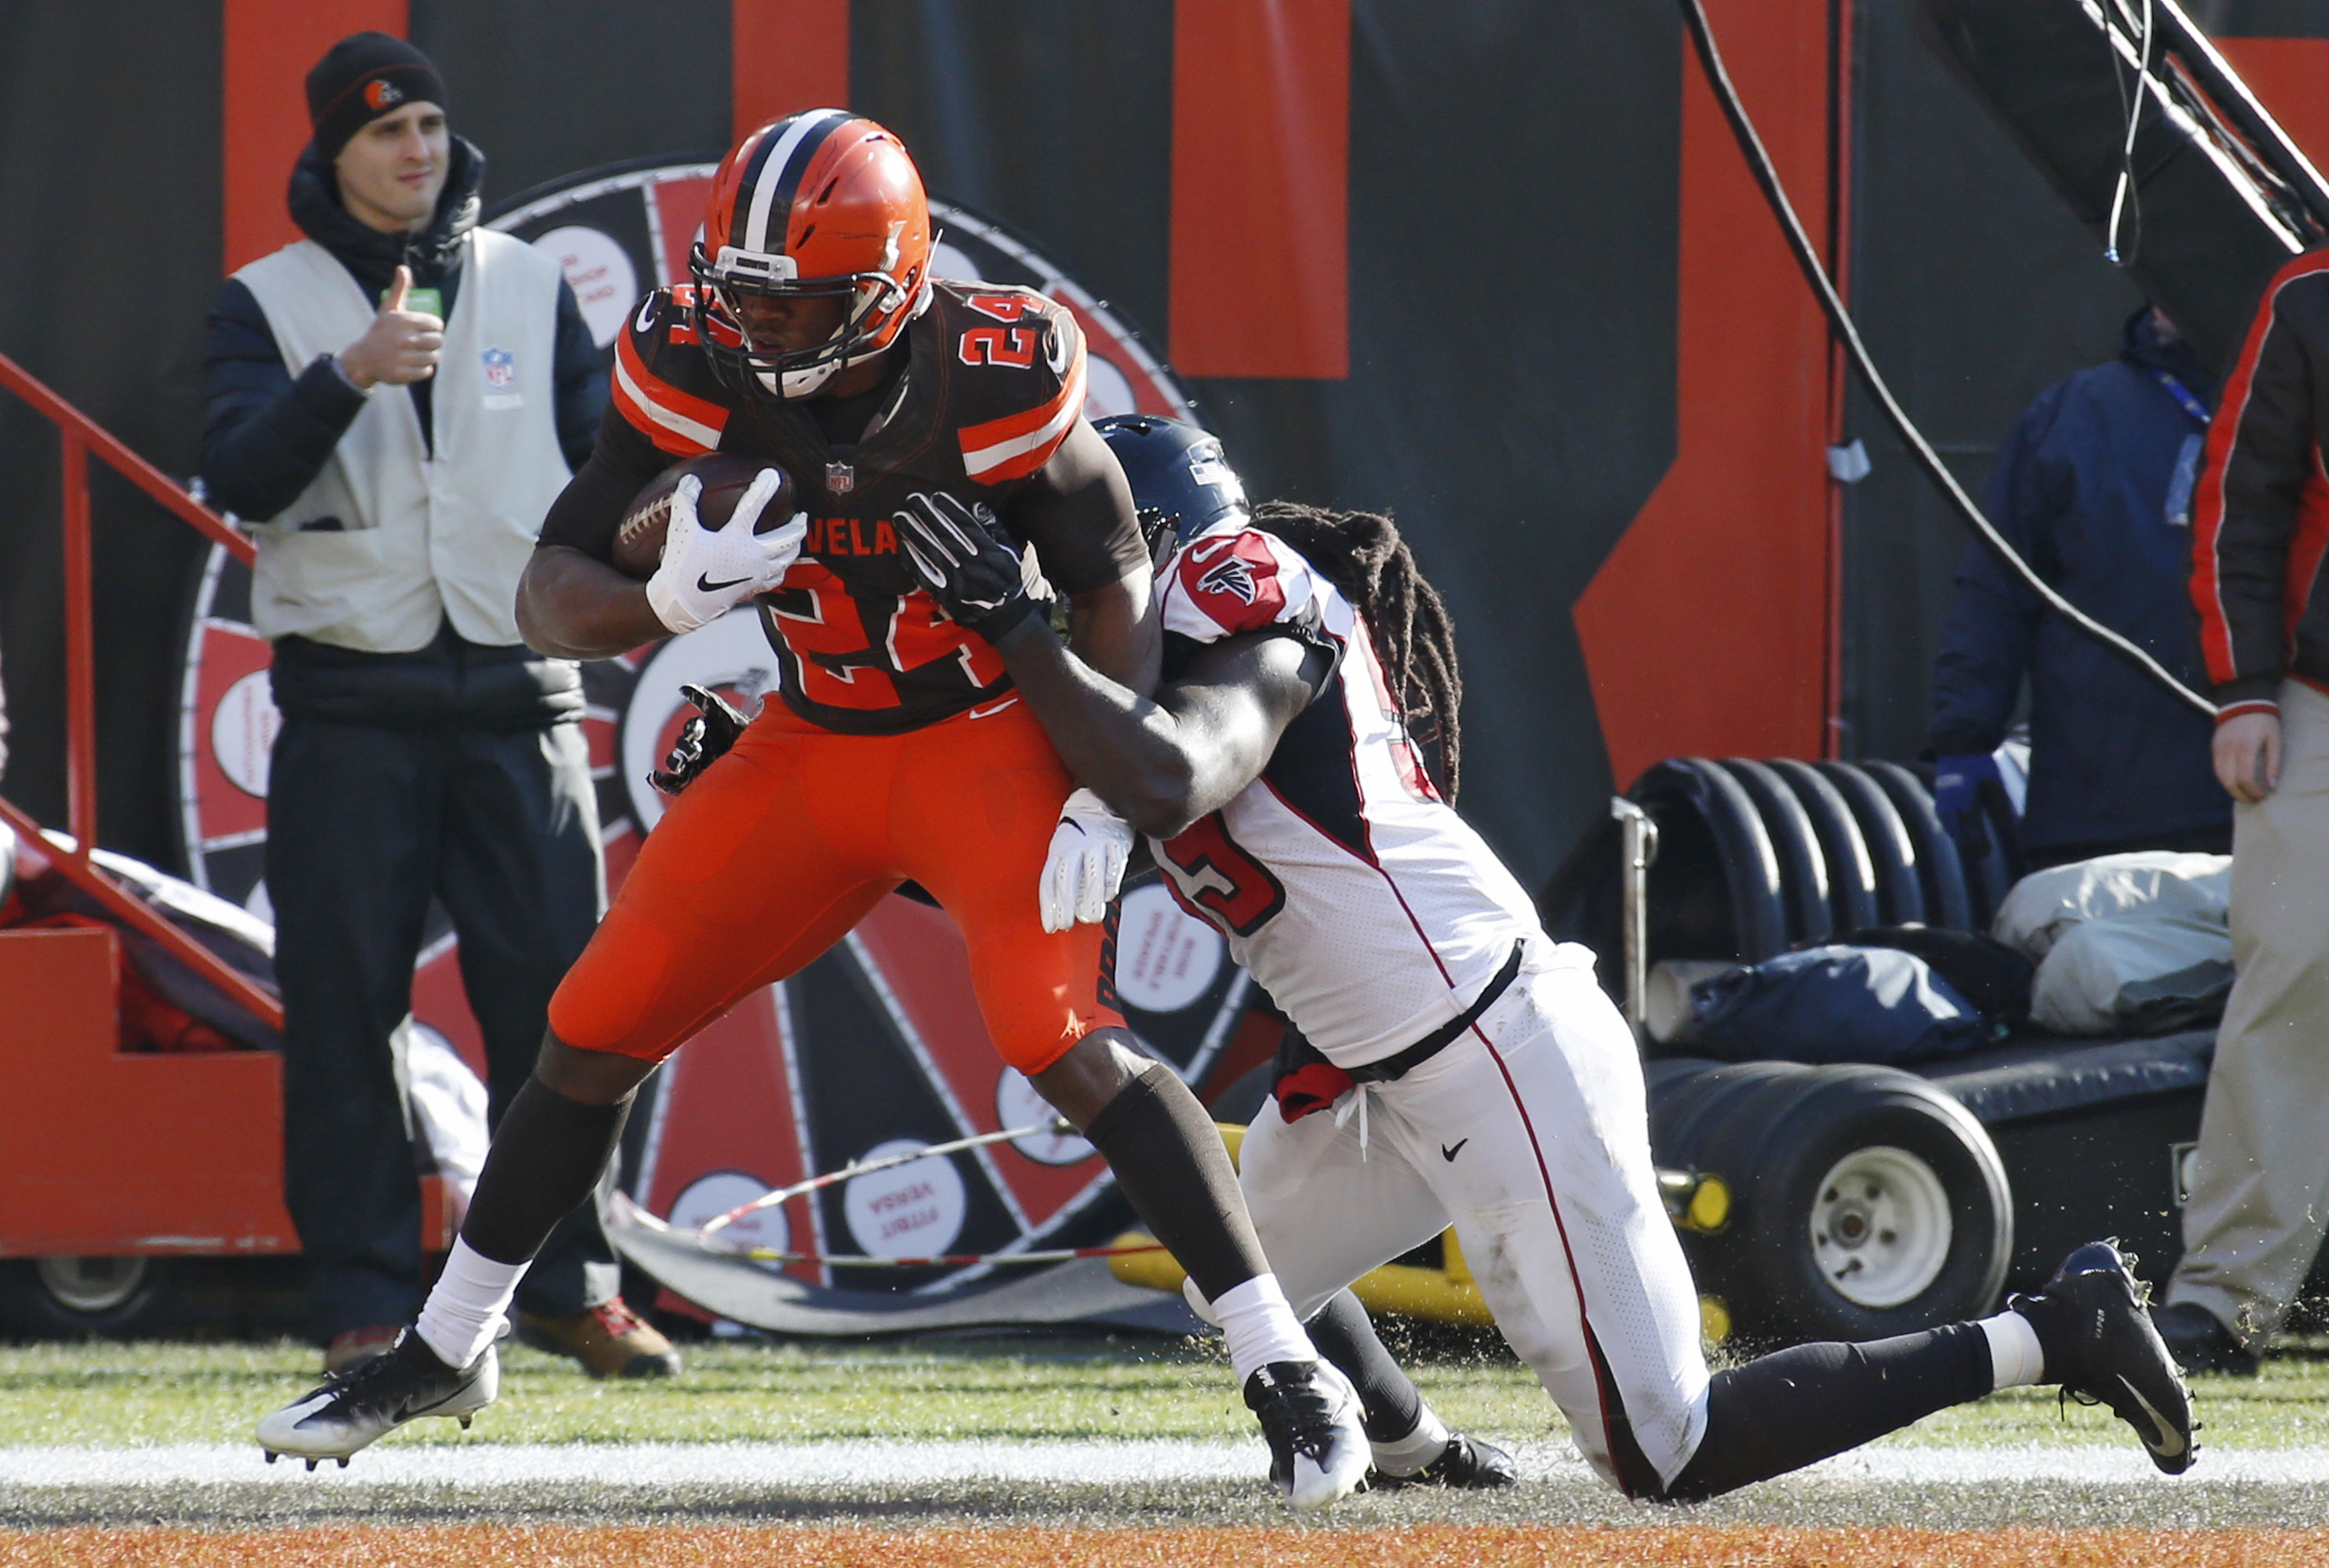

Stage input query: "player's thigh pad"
[
  {"left": 889, "top": 703, "right": 1123, "bottom": 1075},
  {"left": 1394, "top": 965, "right": 1710, "bottom": 1488},
  {"left": 547, "top": 717, "right": 887, "bottom": 1059},
  {"left": 1237, "top": 1095, "right": 1453, "bottom": 1320}
]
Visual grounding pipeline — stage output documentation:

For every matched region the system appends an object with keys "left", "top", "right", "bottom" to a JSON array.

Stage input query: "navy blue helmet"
[{"left": 1093, "top": 414, "right": 1249, "bottom": 567}]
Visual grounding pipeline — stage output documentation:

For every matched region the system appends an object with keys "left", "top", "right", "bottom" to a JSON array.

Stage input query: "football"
[{"left": 610, "top": 453, "right": 796, "bottom": 580}]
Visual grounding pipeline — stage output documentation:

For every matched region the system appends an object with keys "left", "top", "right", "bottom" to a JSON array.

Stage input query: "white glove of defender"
[
  {"left": 644, "top": 470, "right": 807, "bottom": 635},
  {"left": 1040, "top": 788, "right": 1135, "bottom": 932}
]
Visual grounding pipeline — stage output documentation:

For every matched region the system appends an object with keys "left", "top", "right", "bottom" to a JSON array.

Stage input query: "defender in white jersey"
[{"left": 897, "top": 417, "right": 2197, "bottom": 1498}]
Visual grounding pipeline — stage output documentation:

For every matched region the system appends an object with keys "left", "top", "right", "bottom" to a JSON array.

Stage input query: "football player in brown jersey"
[{"left": 256, "top": 110, "right": 1369, "bottom": 1510}]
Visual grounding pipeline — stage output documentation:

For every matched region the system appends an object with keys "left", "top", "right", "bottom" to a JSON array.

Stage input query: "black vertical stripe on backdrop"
[
  {"left": 1839, "top": 0, "right": 2141, "bottom": 766},
  {"left": 851, "top": 0, "right": 1176, "bottom": 371},
  {"left": 0, "top": 0, "right": 222, "bottom": 868},
  {"left": 408, "top": 0, "right": 732, "bottom": 204},
  {"left": 1191, "top": 1, "right": 1682, "bottom": 887}
]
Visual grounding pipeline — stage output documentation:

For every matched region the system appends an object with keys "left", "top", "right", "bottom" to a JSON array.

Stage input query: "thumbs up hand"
[{"left": 338, "top": 265, "right": 444, "bottom": 388}]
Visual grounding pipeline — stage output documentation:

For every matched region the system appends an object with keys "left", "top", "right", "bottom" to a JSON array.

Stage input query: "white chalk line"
[{"left": 1, "top": 1439, "right": 2323, "bottom": 1490}]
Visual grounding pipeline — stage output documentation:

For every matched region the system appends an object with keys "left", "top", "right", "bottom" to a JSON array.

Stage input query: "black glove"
[
  {"left": 647, "top": 683, "right": 751, "bottom": 797},
  {"left": 894, "top": 492, "right": 1038, "bottom": 639}
]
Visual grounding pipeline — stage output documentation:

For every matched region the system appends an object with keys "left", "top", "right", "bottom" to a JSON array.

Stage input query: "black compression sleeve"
[
  {"left": 1306, "top": 1289, "right": 1426, "bottom": 1443},
  {"left": 1621, "top": 1324, "right": 1993, "bottom": 1502},
  {"left": 459, "top": 1074, "right": 633, "bottom": 1266},
  {"left": 1081, "top": 1060, "right": 1268, "bottom": 1302}
]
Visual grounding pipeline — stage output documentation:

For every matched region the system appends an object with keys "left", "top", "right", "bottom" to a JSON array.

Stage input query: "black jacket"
[
  {"left": 2194, "top": 248, "right": 2329, "bottom": 718},
  {"left": 1929, "top": 310, "right": 2228, "bottom": 851},
  {"left": 199, "top": 137, "right": 605, "bottom": 729}
]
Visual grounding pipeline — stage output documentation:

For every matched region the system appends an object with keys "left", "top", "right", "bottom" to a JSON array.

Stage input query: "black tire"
[
  {"left": 1762, "top": 760, "right": 1882, "bottom": 935},
  {"left": 0, "top": 1256, "right": 179, "bottom": 1340},
  {"left": 1634, "top": 759, "right": 1790, "bottom": 964},
  {"left": 1814, "top": 763, "right": 1927, "bottom": 927},
  {"left": 1720, "top": 760, "right": 1834, "bottom": 947},
  {"left": 1691, "top": 1067, "right": 2013, "bottom": 1345},
  {"left": 1862, "top": 761, "right": 1975, "bottom": 931}
]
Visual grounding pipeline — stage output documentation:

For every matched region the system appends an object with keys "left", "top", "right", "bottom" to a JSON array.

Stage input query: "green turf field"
[{"left": 0, "top": 1332, "right": 2318, "bottom": 1453}]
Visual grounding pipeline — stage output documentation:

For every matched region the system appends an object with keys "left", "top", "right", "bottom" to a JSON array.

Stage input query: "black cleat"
[
  {"left": 2012, "top": 1240, "right": 2196, "bottom": 1475},
  {"left": 255, "top": 1326, "right": 496, "bottom": 1465},
  {"left": 1367, "top": 1432, "right": 1519, "bottom": 1490},
  {"left": 2152, "top": 1301, "right": 2262, "bottom": 1379},
  {"left": 1243, "top": 1360, "right": 1369, "bottom": 1511}
]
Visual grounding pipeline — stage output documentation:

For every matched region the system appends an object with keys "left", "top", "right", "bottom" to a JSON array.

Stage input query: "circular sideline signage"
[{"left": 176, "top": 159, "right": 1237, "bottom": 1312}]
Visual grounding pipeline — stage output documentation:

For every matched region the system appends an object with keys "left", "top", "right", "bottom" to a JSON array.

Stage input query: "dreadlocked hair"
[{"left": 1252, "top": 500, "right": 1465, "bottom": 801}]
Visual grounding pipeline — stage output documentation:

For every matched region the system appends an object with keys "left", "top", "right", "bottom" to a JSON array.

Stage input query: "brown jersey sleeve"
[
  {"left": 1005, "top": 416, "right": 1149, "bottom": 596},
  {"left": 609, "top": 286, "right": 734, "bottom": 458}
]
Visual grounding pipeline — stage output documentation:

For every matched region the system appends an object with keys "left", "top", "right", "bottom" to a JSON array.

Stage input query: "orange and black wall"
[{"left": 2, "top": 0, "right": 2326, "bottom": 891}]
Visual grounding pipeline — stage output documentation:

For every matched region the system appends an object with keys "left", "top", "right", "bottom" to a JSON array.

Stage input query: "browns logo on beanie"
[{"left": 307, "top": 31, "right": 447, "bottom": 163}]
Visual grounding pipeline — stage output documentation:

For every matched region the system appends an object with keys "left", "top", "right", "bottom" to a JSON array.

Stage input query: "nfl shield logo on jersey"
[
  {"left": 826, "top": 460, "right": 856, "bottom": 495},
  {"left": 480, "top": 348, "right": 516, "bottom": 388}
]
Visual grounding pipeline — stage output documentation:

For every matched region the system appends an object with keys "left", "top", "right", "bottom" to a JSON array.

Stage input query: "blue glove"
[{"left": 1931, "top": 752, "right": 2002, "bottom": 850}]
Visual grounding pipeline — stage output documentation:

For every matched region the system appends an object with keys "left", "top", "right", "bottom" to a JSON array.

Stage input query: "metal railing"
[{"left": 0, "top": 349, "right": 284, "bottom": 1033}]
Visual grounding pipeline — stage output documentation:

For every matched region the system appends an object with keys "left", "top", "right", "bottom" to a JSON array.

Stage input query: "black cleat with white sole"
[
  {"left": 1366, "top": 1432, "right": 1519, "bottom": 1491},
  {"left": 2011, "top": 1239, "right": 2196, "bottom": 1475},
  {"left": 1244, "top": 1359, "right": 1370, "bottom": 1511},
  {"left": 256, "top": 1327, "right": 496, "bottom": 1465}
]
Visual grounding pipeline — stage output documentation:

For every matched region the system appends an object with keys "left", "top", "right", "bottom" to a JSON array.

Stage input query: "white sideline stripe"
[
  {"left": 0, "top": 1439, "right": 1264, "bottom": 1488},
  {"left": 5, "top": 1440, "right": 2328, "bottom": 1489}
]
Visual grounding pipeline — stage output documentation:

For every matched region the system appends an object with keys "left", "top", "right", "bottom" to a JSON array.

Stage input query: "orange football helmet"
[{"left": 690, "top": 109, "right": 934, "bottom": 401}]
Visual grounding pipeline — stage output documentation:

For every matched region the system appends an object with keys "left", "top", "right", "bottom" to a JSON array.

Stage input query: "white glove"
[
  {"left": 644, "top": 470, "right": 807, "bottom": 634},
  {"left": 1040, "top": 788, "right": 1134, "bottom": 933}
]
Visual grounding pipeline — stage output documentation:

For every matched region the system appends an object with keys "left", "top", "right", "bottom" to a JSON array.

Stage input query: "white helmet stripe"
[{"left": 743, "top": 108, "right": 851, "bottom": 255}]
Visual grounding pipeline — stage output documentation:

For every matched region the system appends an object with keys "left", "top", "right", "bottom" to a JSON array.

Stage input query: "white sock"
[
  {"left": 1213, "top": 1274, "right": 1314, "bottom": 1385},
  {"left": 415, "top": 1238, "right": 530, "bottom": 1369},
  {"left": 1979, "top": 1310, "right": 2047, "bottom": 1389},
  {"left": 1370, "top": 1406, "right": 1453, "bottom": 1476}
]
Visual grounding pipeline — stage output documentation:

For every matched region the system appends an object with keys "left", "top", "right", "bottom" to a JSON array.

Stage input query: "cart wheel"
[
  {"left": 0, "top": 1257, "right": 176, "bottom": 1340},
  {"left": 1693, "top": 1067, "right": 2012, "bottom": 1345},
  {"left": 1806, "top": 1144, "right": 1956, "bottom": 1309}
]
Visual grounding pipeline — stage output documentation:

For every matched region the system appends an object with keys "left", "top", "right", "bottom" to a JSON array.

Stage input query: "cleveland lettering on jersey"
[{"left": 803, "top": 517, "right": 900, "bottom": 556}]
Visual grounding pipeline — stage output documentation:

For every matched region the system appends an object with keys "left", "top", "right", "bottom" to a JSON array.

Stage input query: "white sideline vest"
[{"left": 234, "top": 231, "right": 569, "bottom": 651}]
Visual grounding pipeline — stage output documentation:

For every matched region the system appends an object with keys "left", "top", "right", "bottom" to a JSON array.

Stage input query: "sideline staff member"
[
  {"left": 2159, "top": 251, "right": 2329, "bottom": 1376},
  {"left": 1927, "top": 306, "right": 2229, "bottom": 866},
  {"left": 200, "top": 32, "right": 676, "bottom": 1379}
]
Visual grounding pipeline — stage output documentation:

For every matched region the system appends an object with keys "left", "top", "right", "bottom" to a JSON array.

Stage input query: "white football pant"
[{"left": 1238, "top": 959, "right": 1712, "bottom": 1488}]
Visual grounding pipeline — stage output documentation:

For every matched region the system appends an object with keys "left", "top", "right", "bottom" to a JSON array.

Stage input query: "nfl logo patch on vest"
[
  {"left": 480, "top": 348, "right": 516, "bottom": 388},
  {"left": 826, "top": 460, "right": 855, "bottom": 495}
]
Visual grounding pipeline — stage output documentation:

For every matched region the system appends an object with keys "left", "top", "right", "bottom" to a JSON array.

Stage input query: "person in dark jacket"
[
  {"left": 1926, "top": 306, "right": 2230, "bottom": 868},
  {"left": 2152, "top": 247, "right": 2329, "bottom": 1377},
  {"left": 201, "top": 31, "right": 677, "bottom": 1379}
]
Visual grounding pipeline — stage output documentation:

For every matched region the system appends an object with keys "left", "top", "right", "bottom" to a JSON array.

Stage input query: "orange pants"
[{"left": 547, "top": 696, "right": 1120, "bottom": 1074}]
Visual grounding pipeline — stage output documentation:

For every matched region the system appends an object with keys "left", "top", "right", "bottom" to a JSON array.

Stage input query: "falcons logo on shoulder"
[{"left": 1198, "top": 555, "right": 1258, "bottom": 604}]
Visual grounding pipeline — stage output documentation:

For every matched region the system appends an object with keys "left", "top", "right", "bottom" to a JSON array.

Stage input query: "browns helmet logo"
[{"left": 364, "top": 78, "right": 404, "bottom": 111}]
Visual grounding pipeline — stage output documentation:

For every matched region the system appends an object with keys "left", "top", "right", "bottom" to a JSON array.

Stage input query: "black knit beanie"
[{"left": 306, "top": 32, "right": 447, "bottom": 164}]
